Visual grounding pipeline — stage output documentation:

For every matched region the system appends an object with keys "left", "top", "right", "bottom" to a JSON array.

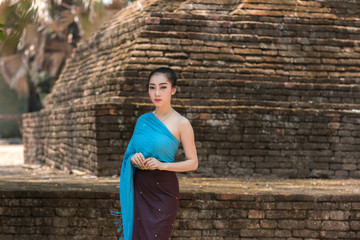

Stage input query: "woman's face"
[{"left": 148, "top": 74, "right": 176, "bottom": 107}]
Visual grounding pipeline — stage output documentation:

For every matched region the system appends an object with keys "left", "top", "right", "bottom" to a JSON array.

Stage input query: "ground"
[
  {"left": 0, "top": 138, "right": 360, "bottom": 196},
  {"left": 0, "top": 138, "right": 23, "bottom": 166}
]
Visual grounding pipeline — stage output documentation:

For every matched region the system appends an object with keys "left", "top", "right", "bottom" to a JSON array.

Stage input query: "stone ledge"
[
  {"left": 1, "top": 166, "right": 360, "bottom": 198},
  {"left": 1, "top": 166, "right": 360, "bottom": 239}
]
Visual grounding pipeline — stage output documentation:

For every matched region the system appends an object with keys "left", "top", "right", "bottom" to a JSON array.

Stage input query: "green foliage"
[
  {"left": 1, "top": 0, "right": 35, "bottom": 55},
  {"left": 0, "top": 23, "right": 6, "bottom": 41},
  {"left": 37, "top": 71, "right": 52, "bottom": 94}
]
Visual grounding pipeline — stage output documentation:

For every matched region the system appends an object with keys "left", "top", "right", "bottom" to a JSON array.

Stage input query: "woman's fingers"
[
  {"left": 131, "top": 153, "right": 147, "bottom": 167},
  {"left": 144, "top": 157, "right": 160, "bottom": 170},
  {"left": 131, "top": 153, "right": 141, "bottom": 166},
  {"left": 139, "top": 153, "right": 146, "bottom": 166},
  {"left": 144, "top": 157, "right": 154, "bottom": 169},
  {"left": 132, "top": 155, "right": 160, "bottom": 170},
  {"left": 138, "top": 153, "right": 145, "bottom": 162},
  {"left": 143, "top": 157, "right": 151, "bottom": 165}
]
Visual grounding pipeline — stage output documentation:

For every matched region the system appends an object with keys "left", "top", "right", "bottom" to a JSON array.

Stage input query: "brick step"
[
  {"left": 1, "top": 166, "right": 360, "bottom": 239},
  {"left": 145, "top": 18, "right": 360, "bottom": 37},
  {"left": 118, "top": 96, "right": 360, "bottom": 111},
  {"left": 179, "top": 79, "right": 359, "bottom": 104},
  {"left": 176, "top": 0, "right": 359, "bottom": 11},
  {"left": 120, "top": 78, "right": 360, "bottom": 105},
  {"left": 179, "top": 1, "right": 327, "bottom": 13},
  {"left": 123, "top": 68, "right": 360, "bottom": 85},
  {"left": 230, "top": 4, "right": 357, "bottom": 19},
  {"left": 158, "top": 1, "right": 360, "bottom": 21},
  {"left": 140, "top": 31, "right": 360, "bottom": 48},
  {"left": 158, "top": 11, "right": 360, "bottom": 26}
]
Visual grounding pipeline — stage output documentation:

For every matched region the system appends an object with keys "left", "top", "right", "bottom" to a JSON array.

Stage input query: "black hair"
[{"left": 147, "top": 67, "right": 177, "bottom": 88}]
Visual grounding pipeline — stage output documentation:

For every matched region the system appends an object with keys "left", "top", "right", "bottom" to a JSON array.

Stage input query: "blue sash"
[{"left": 111, "top": 112, "right": 180, "bottom": 240}]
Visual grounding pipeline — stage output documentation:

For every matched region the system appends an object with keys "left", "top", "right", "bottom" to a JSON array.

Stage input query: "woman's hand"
[
  {"left": 143, "top": 157, "right": 164, "bottom": 170},
  {"left": 131, "top": 152, "right": 146, "bottom": 167}
]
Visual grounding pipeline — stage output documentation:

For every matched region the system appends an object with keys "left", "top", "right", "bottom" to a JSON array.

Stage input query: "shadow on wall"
[{"left": 321, "top": 0, "right": 360, "bottom": 18}]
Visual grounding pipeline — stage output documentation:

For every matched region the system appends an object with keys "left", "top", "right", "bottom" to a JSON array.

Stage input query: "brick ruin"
[
  {"left": 1, "top": 172, "right": 360, "bottom": 239},
  {"left": 22, "top": 0, "right": 360, "bottom": 178}
]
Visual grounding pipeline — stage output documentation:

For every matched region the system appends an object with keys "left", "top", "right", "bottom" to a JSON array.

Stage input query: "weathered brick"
[
  {"left": 329, "top": 211, "right": 350, "bottom": 220},
  {"left": 266, "top": 210, "right": 306, "bottom": 219},
  {"left": 55, "top": 208, "right": 77, "bottom": 217},
  {"left": 274, "top": 229, "right": 292, "bottom": 238},
  {"left": 321, "top": 221, "right": 350, "bottom": 231},
  {"left": 68, "top": 217, "right": 89, "bottom": 227},
  {"left": 278, "top": 220, "right": 305, "bottom": 229},
  {"left": 293, "top": 229, "right": 320, "bottom": 238},
  {"left": 276, "top": 202, "right": 292, "bottom": 210},
  {"left": 20, "top": 199, "right": 42, "bottom": 207},
  {"left": 230, "top": 220, "right": 260, "bottom": 230},
  {"left": 309, "top": 211, "right": 332, "bottom": 221},
  {"left": 212, "top": 220, "right": 229, "bottom": 229},
  {"left": 248, "top": 210, "right": 265, "bottom": 219},
  {"left": 52, "top": 217, "right": 68, "bottom": 227},
  {"left": 240, "top": 229, "right": 275, "bottom": 237},
  {"left": 31, "top": 208, "right": 55, "bottom": 217},
  {"left": 350, "top": 221, "right": 360, "bottom": 230},
  {"left": 293, "top": 202, "right": 316, "bottom": 210},
  {"left": 260, "top": 220, "right": 277, "bottom": 229},
  {"left": 352, "top": 202, "right": 360, "bottom": 210}
]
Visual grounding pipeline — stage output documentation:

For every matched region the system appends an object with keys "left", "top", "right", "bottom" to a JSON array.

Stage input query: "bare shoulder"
[
  {"left": 173, "top": 111, "right": 191, "bottom": 127},
  {"left": 173, "top": 111, "right": 193, "bottom": 139}
]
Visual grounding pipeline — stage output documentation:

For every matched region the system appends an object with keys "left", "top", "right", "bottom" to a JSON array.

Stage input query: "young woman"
[{"left": 112, "top": 67, "right": 198, "bottom": 240}]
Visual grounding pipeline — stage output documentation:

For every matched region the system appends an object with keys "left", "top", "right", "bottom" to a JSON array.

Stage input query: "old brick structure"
[
  {"left": 22, "top": 0, "right": 360, "bottom": 178},
  {"left": 1, "top": 170, "right": 360, "bottom": 239}
]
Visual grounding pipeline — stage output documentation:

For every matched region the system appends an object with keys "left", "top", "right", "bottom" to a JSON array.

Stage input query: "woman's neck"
[{"left": 154, "top": 105, "right": 173, "bottom": 118}]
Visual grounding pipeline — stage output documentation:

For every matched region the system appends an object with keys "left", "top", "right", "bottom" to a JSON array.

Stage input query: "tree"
[
  {"left": 0, "top": 0, "right": 127, "bottom": 112},
  {"left": 0, "top": 23, "right": 5, "bottom": 40}
]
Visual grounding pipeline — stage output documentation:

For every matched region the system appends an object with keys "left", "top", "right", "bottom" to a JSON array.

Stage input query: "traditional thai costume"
[{"left": 111, "top": 112, "right": 180, "bottom": 240}]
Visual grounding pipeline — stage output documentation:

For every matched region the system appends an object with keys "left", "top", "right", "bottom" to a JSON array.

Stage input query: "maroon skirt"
[{"left": 132, "top": 169, "right": 179, "bottom": 240}]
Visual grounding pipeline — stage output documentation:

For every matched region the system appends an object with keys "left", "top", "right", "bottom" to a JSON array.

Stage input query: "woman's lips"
[{"left": 155, "top": 99, "right": 161, "bottom": 102}]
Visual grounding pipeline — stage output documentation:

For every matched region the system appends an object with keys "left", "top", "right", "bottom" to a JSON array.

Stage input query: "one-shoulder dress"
[{"left": 112, "top": 112, "right": 180, "bottom": 240}]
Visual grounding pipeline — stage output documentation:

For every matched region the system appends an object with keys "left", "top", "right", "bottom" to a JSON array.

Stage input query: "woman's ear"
[{"left": 171, "top": 86, "right": 177, "bottom": 95}]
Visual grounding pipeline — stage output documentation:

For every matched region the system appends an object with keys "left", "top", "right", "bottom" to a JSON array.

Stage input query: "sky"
[{"left": 102, "top": 0, "right": 113, "bottom": 5}]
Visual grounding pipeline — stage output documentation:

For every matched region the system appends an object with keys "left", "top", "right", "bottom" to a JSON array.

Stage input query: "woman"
[{"left": 112, "top": 67, "right": 198, "bottom": 240}]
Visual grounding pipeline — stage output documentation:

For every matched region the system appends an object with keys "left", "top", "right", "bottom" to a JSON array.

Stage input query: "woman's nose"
[{"left": 155, "top": 88, "right": 160, "bottom": 95}]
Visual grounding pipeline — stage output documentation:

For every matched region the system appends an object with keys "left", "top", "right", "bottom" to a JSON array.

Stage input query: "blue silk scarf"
[{"left": 111, "top": 112, "right": 180, "bottom": 240}]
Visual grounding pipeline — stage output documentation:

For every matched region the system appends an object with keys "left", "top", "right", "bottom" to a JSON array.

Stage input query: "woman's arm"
[{"left": 144, "top": 118, "right": 198, "bottom": 172}]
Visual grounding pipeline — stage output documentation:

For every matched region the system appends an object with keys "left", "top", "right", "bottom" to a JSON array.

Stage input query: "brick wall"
[
  {"left": 183, "top": 106, "right": 360, "bottom": 179},
  {"left": 23, "top": 105, "right": 99, "bottom": 175},
  {"left": 22, "top": 0, "right": 360, "bottom": 178},
  {"left": 23, "top": 102, "right": 360, "bottom": 179},
  {"left": 1, "top": 181, "right": 360, "bottom": 239},
  {"left": 175, "top": 192, "right": 360, "bottom": 239},
  {"left": 22, "top": 102, "right": 137, "bottom": 176},
  {"left": 45, "top": 0, "right": 360, "bottom": 109}
]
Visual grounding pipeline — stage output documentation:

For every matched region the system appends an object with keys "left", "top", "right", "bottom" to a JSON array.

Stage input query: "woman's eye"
[
  {"left": 149, "top": 86, "right": 154, "bottom": 89},
  {"left": 161, "top": 86, "right": 167, "bottom": 89}
]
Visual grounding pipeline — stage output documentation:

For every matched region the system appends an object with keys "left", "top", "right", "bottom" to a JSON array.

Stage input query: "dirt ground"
[
  {"left": 0, "top": 138, "right": 360, "bottom": 197},
  {"left": 0, "top": 138, "right": 23, "bottom": 166}
]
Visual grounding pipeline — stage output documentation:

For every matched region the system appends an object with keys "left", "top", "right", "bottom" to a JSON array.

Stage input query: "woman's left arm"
[{"left": 145, "top": 118, "right": 198, "bottom": 172}]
